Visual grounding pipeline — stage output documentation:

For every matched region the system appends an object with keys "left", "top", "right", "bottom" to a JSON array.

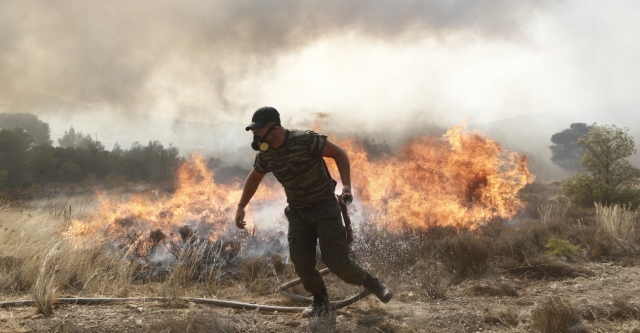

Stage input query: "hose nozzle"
[{"left": 340, "top": 193, "right": 353, "bottom": 205}]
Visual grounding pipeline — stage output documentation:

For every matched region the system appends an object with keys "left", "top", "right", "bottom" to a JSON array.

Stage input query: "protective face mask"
[
  {"left": 250, "top": 124, "right": 277, "bottom": 151},
  {"left": 251, "top": 134, "right": 269, "bottom": 151}
]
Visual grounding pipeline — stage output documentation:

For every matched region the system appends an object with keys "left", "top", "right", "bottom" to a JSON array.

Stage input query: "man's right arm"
[{"left": 235, "top": 169, "right": 266, "bottom": 229}]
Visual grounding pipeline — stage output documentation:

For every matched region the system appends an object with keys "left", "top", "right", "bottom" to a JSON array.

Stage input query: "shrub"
[
  {"left": 435, "top": 230, "right": 490, "bottom": 281},
  {"left": 240, "top": 257, "right": 275, "bottom": 295},
  {"left": 545, "top": 238, "right": 580, "bottom": 257},
  {"left": 531, "top": 297, "right": 587, "bottom": 333},
  {"left": 492, "top": 221, "right": 550, "bottom": 262},
  {"left": 503, "top": 255, "right": 586, "bottom": 280},
  {"left": 352, "top": 222, "right": 423, "bottom": 275}
]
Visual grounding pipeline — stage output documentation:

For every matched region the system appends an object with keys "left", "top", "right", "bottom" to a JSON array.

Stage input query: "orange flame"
[
  {"left": 63, "top": 154, "right": 285, "bottom": 246},
  {"left": 328, "top": 125, "right": 534, "bottom": 230},
  {"left": 63, "top": 125, "right": 533, "bottom": 247}
]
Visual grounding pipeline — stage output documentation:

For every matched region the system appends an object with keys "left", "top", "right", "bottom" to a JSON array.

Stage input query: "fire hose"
[
  {"left": 0, "top": 196, "right": 370, "bottom": 313},
  {"left": 0, "top": 268, "right": 371, "bottom": 313}
]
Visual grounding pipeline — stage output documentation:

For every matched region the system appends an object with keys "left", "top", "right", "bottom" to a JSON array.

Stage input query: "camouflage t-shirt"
[{"left": 254, "top": 129, "right": 337, "bottom": 209}]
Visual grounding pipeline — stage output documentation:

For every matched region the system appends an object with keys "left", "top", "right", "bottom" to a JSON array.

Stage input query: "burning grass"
[
  {"left": 3, "top": 128, "right": 640, "bottom": 330},
  {"left": 3, "top": 188, "right": 640, "bottom": 302}
]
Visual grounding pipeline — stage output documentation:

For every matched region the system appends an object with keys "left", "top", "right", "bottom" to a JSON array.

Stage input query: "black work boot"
[
  {"left": 309, "top": 288, "right": 330, "bottom": 317},
  {"left": 363, "top": 274, "right": 394, "bottom": 303}
]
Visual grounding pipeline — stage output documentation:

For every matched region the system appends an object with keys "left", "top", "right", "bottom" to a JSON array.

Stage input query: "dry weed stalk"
[
  {"left": 32, "top": 243, "right": 61, "bottom": 316},
  {"left": 595, "top": 202, "right": 638, "bottom": 239},
  {"left": 538, "top": 202, "right": 568, "bottom": 224}
]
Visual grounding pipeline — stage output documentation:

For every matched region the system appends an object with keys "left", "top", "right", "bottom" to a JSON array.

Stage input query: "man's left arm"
[{"left": 322, "top": 139, "right": 351, "bottom": 195}]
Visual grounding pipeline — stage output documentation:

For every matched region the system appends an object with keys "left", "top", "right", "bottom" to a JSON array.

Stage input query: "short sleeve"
[
  {"left": 308, "top": 131, "right": 328, "bottom": 157},
  {"left": 253, "top": 152, "right": 270, "bottom": 174}
]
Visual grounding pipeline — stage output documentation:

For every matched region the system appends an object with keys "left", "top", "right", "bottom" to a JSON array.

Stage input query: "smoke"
[{"left": 0, "top": 0, "right": 546, "bottom": 120}]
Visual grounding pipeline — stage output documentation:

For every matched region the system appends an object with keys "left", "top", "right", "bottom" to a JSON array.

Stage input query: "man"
[{"left": 234, "top": 106, "right": 393, "bottom": 317}]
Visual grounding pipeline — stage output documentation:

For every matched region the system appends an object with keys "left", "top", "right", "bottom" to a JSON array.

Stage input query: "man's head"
[{"left": 245, "top": 106, "right": 281, "bottom": 131}]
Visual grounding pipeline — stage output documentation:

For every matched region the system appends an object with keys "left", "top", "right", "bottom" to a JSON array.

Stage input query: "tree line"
[
  {"left": 2, "top": 112, "right": 639, "bottom": 208},
  {"left": 0, "top": 113, "right": 182, "bottom": 190}
]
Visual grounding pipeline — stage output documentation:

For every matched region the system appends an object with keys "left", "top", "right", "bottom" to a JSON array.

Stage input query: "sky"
[{"left": 1, "top": 0, "right": 639, "bottom": 171}]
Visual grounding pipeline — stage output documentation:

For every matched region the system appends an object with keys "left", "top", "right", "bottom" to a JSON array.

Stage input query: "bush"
[
  {"left": 563, "top": 174, "right": 640, "bottom": 208},
  {"left": 531, "top": 297, "right": 588, "bottom": 333},
  {"left": 545, "top": 238, "right": 580, "bottom": 257},
  {"left": 436, "top": 230, "right": 490, "bottom": 281},
  {"left": 492, "top": 221, "right": 550, "bottom": 262}
]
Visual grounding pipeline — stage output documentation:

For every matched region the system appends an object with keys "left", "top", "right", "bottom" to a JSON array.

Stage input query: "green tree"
[
  {"left": 122, "top": 141, "right": 181, "bottom": 182},
  {"left": 0, "top": 169, "right": 7, "bottom": 190},
  {"left": 550, "top": 123, "right": 592, "bottom": 173},
  {"left": 30, "top": 145, "right": 60, "bottom": 184},
  {"left": 57, "top": 126, "right": 94, "bottom": 149},
  {"left": 59, "top": 160, "right": 82, "bottom": 182},
  {"left": 562, "top": 124, "right": 640, "bottom": 207},
  {"left": 0, "top": 128, "right": 34, "bottom": 188},
  {"left": 0, "top": 112, "right": 52, "bottom": 145}
]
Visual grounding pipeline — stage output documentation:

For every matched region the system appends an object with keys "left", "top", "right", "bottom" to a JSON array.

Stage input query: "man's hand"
[
  {"left": 341, "top": 185, "right": 351, "bottom": 195},
  {"left": 340, "top": 186, "right": 353, "bottom": 205},
  {"left": 235, "top": 206, "right": 247, "bottom": 229}
]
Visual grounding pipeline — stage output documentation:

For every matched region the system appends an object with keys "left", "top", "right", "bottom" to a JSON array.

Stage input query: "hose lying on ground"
[{"left": 0, "top": 268, "right": 372, "bottom": 313}]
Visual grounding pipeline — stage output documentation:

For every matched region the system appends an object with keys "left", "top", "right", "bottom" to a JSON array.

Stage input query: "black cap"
[{"left": 245, "top": 106, "right": 281, "bottom": 131}]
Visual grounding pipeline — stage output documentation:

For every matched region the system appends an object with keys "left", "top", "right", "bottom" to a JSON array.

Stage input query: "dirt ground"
[{"left": 2, "top": 262, "right": 640, "bottom": 333}]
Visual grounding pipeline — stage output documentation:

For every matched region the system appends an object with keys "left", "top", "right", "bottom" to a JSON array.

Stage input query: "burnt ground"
[{"left": 2, "top": 262, "right": 640, "bottom": 333}]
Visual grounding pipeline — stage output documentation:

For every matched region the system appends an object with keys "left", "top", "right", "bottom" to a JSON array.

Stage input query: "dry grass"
[
  {"left": 583, "top": 296, "right": 640, "bottom": 321},
  {"left": 490, "top": 221, "right": 551, "bottom": 263},
  {"left": 416, "top": 260, "right": 451, "bottom": 301},
  {"left": 352, "top": 223, "right": 424, "bottom": 275},
  {"left": 482, "top": 309, "right": 520, "bottom": 327},
  {"left": 240, "top": 256, "right": 276, "bottom": 295},
  {"left": 435, "top": 229, "right": 490, "bottom": 282},
  {"left": 0, "top": 311, "right": 28, "bottom": 333},
  {"left": 469, "top": 281, "right": 519, "bottom": 297},
  {"left": 0, "top": 197, "right": 133, "bottom": 302},
  {"left": 32, "top": 243, "right": 60, "bottom": 316},
  {"left": 4, "top": 184, "right": 640, "bottom": 331},
  {"left": 595, "top": 202, "right": 639, "bottom": 240},
  {"left": 538, "top": 202, "right": 569, "bottom": 224},
  {"left": 531, "top": 297, "right": 588, "bottom": 333},
  {"left": 376, "top": 318, "right": 418, "bottom": 333},
  {"left": 148, "top": 311, "right": 239, "bottom": 332},
  {"left": 501, "top": 255, "right": 587, "bottom": 280}
]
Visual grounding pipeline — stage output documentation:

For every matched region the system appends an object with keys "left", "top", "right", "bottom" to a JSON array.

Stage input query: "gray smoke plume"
[{"left": 0, "top": 0, "right": 547, "bottom": 119}]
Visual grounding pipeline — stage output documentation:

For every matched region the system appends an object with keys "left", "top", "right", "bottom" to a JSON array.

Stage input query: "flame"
[
  {"left": 328, "top": 125, "right": 534, "bottom": 230},
  {"left": 63, "top": 154, "right": 285, "bottom": 247},
  {"left": 63, "top": 125, "right": 533, "bottom": 248}
]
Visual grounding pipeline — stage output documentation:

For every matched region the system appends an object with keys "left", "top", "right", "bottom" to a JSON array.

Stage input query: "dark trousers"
[{"left": 285, "top": 197, "right": 367, "bottom": 295}]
